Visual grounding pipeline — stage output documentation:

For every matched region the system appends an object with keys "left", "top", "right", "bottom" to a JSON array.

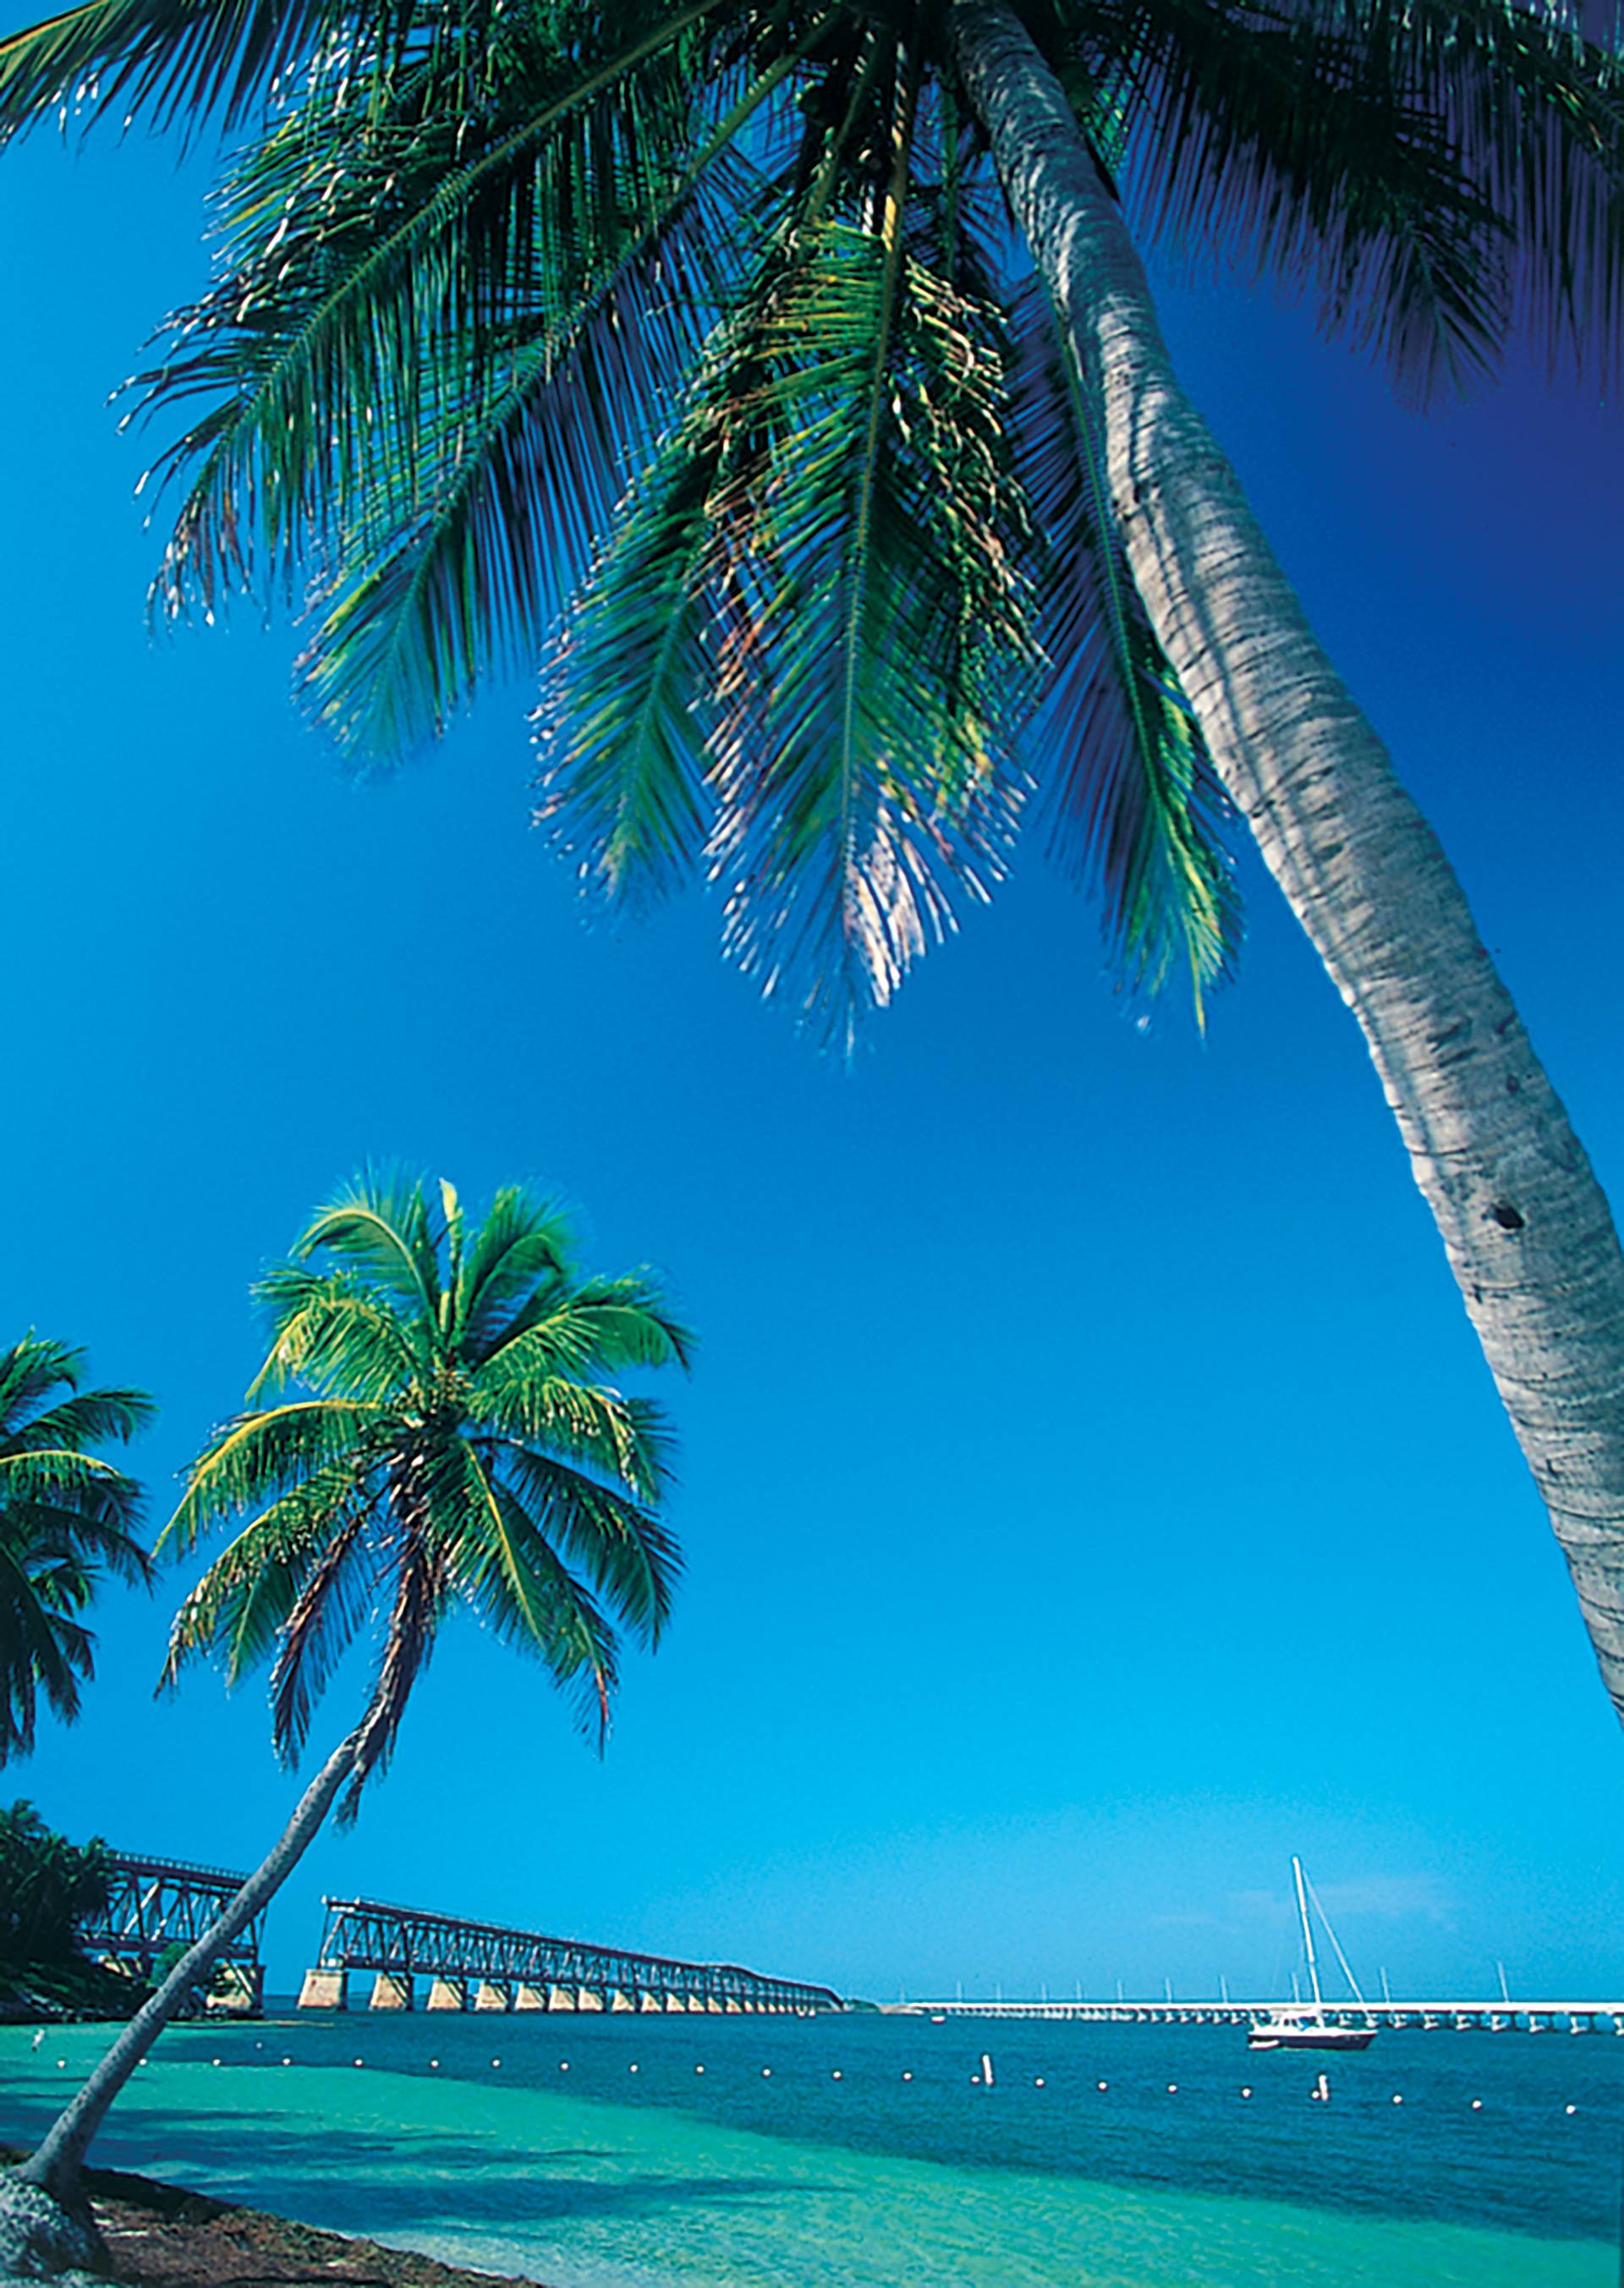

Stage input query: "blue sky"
[{"left": 3, "top": 119, "right": 1623, "bottom": 2006}]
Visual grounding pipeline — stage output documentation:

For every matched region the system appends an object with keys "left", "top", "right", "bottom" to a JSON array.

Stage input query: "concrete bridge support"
[
  {"left": 639, "top": 1991, "right": 663, "bottom": 2013},
  {"left": 207, "top": 1962, "right": 264, "bottom": 2016},
  {"left": 299, "top": 1968, "right": 348, "bottom": 2011},
  {"left": 475, "top": 1982, "right": 511, "bottom": 2011},
  {"left": 579, "top": 1987, "right": 605, "bottom": 2012},
  {"left": 549, "top": 1984, "right": 578, "bottom": 2011},
  {"left": 370, "top": 1972, "right": 414, "bottom": 2010},
  {"left": 428, "top": 1979, "right": 467, "bottom": 2010},
  {"left": 515, "top": 1984, "right": 549, "bottom": 2011},
  {"left": 610, "top": 1989, "right": 634, "bottom": 2013},
  {"left": 665, "top": 1994, "right": 687, "bottom": 2013}
]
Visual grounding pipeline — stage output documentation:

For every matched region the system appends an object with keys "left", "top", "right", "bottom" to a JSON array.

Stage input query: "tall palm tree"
[
  {"left": 12, "top": 1169, "right": 689, "bottom": 2226},
  {"left": 0, "top": 1336, "right": 153, "bottom": 1764},
  {"left": 1, "top": 2, "right": 1621, "bottom": 1718}
]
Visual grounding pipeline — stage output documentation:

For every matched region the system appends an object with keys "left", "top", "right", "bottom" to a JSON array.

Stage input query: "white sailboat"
[{"left": 1247, "top": 1858, "right": 1376, "bottom": 2053}]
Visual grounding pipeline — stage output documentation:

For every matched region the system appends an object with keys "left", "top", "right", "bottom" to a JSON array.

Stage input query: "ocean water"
[{"left": 3, "top": 2010, "right": 1619, "bottom": 2285}]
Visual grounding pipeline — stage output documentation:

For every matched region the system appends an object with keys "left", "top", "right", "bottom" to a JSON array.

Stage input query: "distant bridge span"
[
  {"left": 897, "top": 1997, "right": 1624, "bottom": 2036},
  {"left": 78, "top": 1852, "right": 265, "bottom": 2014},
  {"left": 299, "top": 1896, "right": 843, "bottom": 2016}
]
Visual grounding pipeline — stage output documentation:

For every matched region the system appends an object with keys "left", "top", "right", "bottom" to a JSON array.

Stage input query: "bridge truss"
[
  {"left": 301, "top": 1896, "right": 842, "bottom": 2015},
  {"left": 78, "top": 1854, "right": 265, "bottom": 2013}
]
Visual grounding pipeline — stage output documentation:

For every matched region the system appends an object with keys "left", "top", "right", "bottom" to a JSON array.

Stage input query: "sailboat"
[{"left": 1247, "top": 1858, "right": 1377, "bottom": 2053}]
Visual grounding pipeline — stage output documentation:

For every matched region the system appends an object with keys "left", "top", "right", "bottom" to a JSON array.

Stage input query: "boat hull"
[{"left": 1248, "top": 2025, "right": 1375, "bottom": 2052}]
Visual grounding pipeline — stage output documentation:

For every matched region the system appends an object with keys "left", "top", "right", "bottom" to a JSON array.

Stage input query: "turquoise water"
[{"left": 3, "top": 2011, "right": 1619, "bottom": 2285}]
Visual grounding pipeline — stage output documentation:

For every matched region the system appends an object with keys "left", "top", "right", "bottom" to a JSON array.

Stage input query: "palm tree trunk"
[
  {"left": 16, "top": 1728, "right": 362, "bottom": 2209},
  {"left": 952, "top": 0, "right": 1624, "bottom": 1720}
]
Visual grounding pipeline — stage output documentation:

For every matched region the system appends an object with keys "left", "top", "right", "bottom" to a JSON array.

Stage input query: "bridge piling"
[
  {"left": 299, "top": 1968, "right": 348, "bottom": 2010},
  {"left": 370, "top": 1972, "right": 413, "bottom": 2010},
  {"left": 427, "top": 1978, "right": 466, "bottom": 2011}
]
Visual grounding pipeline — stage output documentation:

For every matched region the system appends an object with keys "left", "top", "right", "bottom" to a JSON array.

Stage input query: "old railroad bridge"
[
  {"left": 79, "top": 1853, "right": 265, "bottom": 2013},
  {"left": 298, "top": 1896, "right": 842, "bottom": 2016}
]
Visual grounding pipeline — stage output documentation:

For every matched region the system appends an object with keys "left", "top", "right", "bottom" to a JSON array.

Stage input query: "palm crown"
[
  {"left": 160, "top": 1171, "right": 689, "bottom": 1810},
  {"left": 2, "top": 0, "right": 1620, "bottom": 1039},
  {"left": 0, "top": 1336, "right": 154, "bottom": 1764}
]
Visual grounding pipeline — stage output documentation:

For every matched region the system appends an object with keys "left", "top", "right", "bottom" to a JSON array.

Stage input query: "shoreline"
[{"left": 0, "top": 2152, "right": 548, "bottom": 2288}]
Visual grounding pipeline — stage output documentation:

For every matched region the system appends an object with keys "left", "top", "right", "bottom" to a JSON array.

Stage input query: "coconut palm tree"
[
  {"left": 0, "top": 1336, "right": 153, "bottom": 1764},
  {"left": 1, "top": 1, "right": 1622, "bottom": 1721},
  {"left": 11, "top": 1169, "right": 689, "bottom": 2230}
]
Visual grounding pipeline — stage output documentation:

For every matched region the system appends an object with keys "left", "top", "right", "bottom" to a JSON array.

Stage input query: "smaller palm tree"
[
  {"left": 12, "top": 1168, "right": 690, "bottom": 2230},
  {"left": 0, "top": 1336, "right": 154, "bottom": 1765}
]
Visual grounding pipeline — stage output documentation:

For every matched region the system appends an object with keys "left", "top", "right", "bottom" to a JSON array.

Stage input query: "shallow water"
[{"left": 3, "top": 2011, "right": 1618, "bottom": 2285}]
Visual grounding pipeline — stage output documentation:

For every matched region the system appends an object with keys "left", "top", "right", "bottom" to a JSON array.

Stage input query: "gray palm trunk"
[
  {"left": 952, "top": 0, "right": 1624, "bottom": 1720},
  {"left": 15, "top": 1729, "right": 363, "bottom": 2211}
]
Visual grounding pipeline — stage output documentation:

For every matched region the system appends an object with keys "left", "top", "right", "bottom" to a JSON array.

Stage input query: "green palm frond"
[
  {"left": 494, "top": 1440, "right": 679, "bottom": 1646},
  {"left": 0, "top": 1334, "right": 151, "bottom": 1761},
  {"left": 1078, "top": 0, "right": 1507, "bottom": 398},
  {"left": 453, "top": 1185, "right": 574, "bottom": 1355},
  {"left": 250, "top": 1266, "right": 420, "bottom": 1401},
  {"left": 292, "top": 1169, "right": 445, "bottom": 1316},
  {"left": 162, "top": 1399, "right": 381, "bottom": 1556},
  {"left": 469, "top": 1380, "right": 673, "bottom": 1504},
  {"left": 1001, "top": 267, "right": 1240, "bottom": 1007},
  {"left": 161, "top": 1461, "right": 365, "bottom": 1687}
]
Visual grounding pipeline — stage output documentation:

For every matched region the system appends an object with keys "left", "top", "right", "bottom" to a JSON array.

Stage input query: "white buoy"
[
  {"left": 353, "top": 2057, "right": 363, "bottom": 2067},
  {"left": 1096, "top": 2079, "right": 1108, "bottom": 2092},
  {"left": 1566, "top": 2103, "right": 1577, "bottom": 2115},
  {"left": 761, "top": 2067, "right": 771, "bottom": 2077},
  {"left": 491, "top": 2058, "right": 501, "bottom": 2069},
  {"left": 981, "top": 2052, "right": 995, "bottom": 2087},
  {"left": 282, "top": 2056, "right": 291, "bottom": 2066},
  {"left": 630, "top": 2064, "right": 639, "bottom": 2074},
  {"left": 431, "top": 2060, "right": 439, "bottom": 2070},
  {"left": 211, "top": 2058, "right": 222, "bottom": 2067},
  {"left": 1034, "top": 2077, "right": 1045, "bottom": 2088},
  {"left": 1314, "top": 2071, "right": 1330, "bottom": 2104},
  {"left": 1470, "top": 2099, "right": 1482, "bottom": 2110},
  {"left": 695, "top": 2064, "right": 705, "bottom": 2074},
  {"left": 1240, "top": 2086, "right": 1252, "bottom": 2099},
  {"left": 1391, "top": 2093, "right": 1403, "bottom": 2105},
  {"left": 902, "top": 2071, "right": 913, "bottom": 2082},
  {"left": 970, "top": 2073, "right": 981, "bottom": 2085},
  {"left": 559, "top": 2060, "right": 569, "bottom": 2071}
]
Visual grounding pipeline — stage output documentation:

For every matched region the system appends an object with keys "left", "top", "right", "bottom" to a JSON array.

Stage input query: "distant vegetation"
[{"left": 0, "top": 1802, "right": 147, "bottom": 2022}]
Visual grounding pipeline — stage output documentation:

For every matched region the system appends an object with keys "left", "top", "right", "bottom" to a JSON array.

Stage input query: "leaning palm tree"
[
  {"left": 9, "top": 1169, "right": 689, "bottom": 2241},
  {"left": 0, "top": 1336, "right": 153, "bottom": 1764},
  {"left": 2, "top": 2, "right": 1622, "bottom": 1718}
]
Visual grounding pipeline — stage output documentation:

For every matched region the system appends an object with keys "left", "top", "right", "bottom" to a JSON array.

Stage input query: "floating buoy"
[
  {"left": 431, "top": 2060, "right": 439, "bottom": 2070},
  {"left": 353, "top": 2057, "right": 364, "bottom": 2067},
  {"left": 970, "top": 2074, "right": 982, "bottom": 2085},
  {"left": 1313, "top": 2072, "right": 1330, "bottom": 2104},
  {"left": 1391, "top": 2094, "right": 1403, "bottom": 2105},
  {"left": 282, "top": 2056, "right": 292, "bottom": 2066},
  {"left": 981, "top": 2052, "right": 996, "bottom": 2088},
  {"left": 212, "top": 2058, "right": 222, "bottom": 2067},
  {"left": 1240, "top": 2087, "right": 1252, "bottom": 2099},
  {"left": 902, "top": 2071, "right": 913, "bottom": 2082},
  {"left": 559, "top": 2061, "right": 569, "bottom": 2071},
  {"left": 629, "top": 2063, "right": 639, "bottom": 2074},
  {"left": 1097, "top": 2080, "right": 1108, "bottom": 2092},
  {"left": 695, "top": 2064, "right": 705, "bottom": 2074},
  {"left": 761, "top": 2067, "right": 771, "bottom": 2077},
  {"left": 1470, "top": 2099, "right": 1482, "bottom": 2110},
  {"left": 56, "top": 2060, "right": 65, "bottom": 2070},
  {"left": 832, "top": 2070, "right": 842, "bottom": 2081},
  {"left": 1034, "top": 2077, "right": 1045, "bottom": 2088},
  {"left": 491, "top": 2058, "right": 501, "bottom": 2069},
  {"left": 1566, "top": 2103, "right": 1577, "bottom": 2115}
]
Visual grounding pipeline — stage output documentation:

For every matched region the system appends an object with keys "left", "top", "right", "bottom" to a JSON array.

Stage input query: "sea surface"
[{"left": 3, "top": 2007, "right": 1620, "bottom": 2285}]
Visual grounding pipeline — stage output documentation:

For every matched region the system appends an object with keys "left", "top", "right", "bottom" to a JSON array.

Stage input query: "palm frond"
[
  {"left": 291, "top": 1168, "right": 443, "bottom": 1317},
  {"left": 453, "top": 1184, "right": 575, "bottom": 1357},
  {"left": 470, "top": 1381, "right": 674, "bottom": 1506},
  {"left": 250, "top": 1265, "right": 420, "bottom": 1401},
  {"left": 1003, "top": 266, "right": 1240, "bottom": 1006},
  {"left": 160, "top": 1398, "right": 380, "bottom": 1555}
]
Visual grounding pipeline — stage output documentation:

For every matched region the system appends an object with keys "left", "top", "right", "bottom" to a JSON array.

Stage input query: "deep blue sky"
[{"left": 3, "top": 118, "right": 1623, "bottom": 2007}]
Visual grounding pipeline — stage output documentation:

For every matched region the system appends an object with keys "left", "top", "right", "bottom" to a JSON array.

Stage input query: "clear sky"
[{"left": 3, "top": 118, "right": 1623, "bottom": 2009}]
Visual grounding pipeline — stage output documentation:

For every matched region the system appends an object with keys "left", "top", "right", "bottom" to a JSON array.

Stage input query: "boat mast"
[{"left": 1292, "top": 1856, "right": 1325, "bottom": 2017}]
